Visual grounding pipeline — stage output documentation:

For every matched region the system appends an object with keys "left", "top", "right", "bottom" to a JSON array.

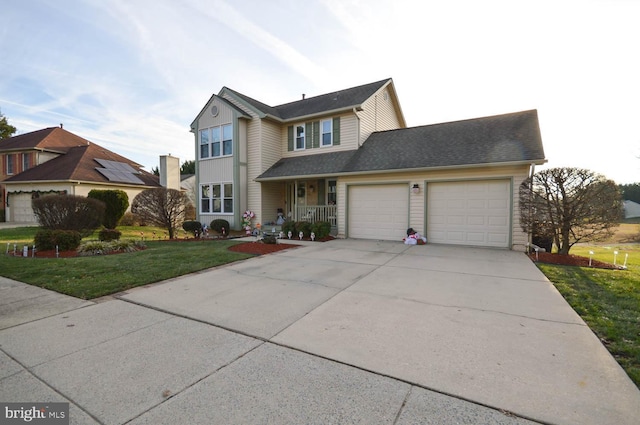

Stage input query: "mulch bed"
[
  {"left": 529, "top": 252, "right": 621, "bottom": 270},
  {"left": 228, "top": 242, "right": 301, "bottom": 255}
]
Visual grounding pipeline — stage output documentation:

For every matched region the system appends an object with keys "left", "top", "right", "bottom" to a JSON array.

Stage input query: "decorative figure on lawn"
[
  {"left": 242, "top": 210, "right": 255, "bottom": 235},
  {"left": 404, "top": 228, "right": 427, "bottom": 245}
]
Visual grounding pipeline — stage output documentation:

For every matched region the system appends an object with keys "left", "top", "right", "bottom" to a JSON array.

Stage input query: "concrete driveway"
[{"left": 1, "top": 239, "right": 639, "bottom": 425}]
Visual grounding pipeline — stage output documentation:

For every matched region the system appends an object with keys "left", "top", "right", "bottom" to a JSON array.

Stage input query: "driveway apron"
[{"left": 121, "top": 239, "right": 640, "bottom": 425}]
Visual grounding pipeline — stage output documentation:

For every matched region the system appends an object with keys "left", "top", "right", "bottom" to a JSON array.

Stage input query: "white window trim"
[
  {"left": 294, "top": 124, "right": 305, "bottom": 151},
  {"left": 321, "top": 119, "right": 333, "bottom": 147},
  {"left": 200, "top": 182, "right": 234, "bottom": 215},
  {"left": 200, "top": 124, "right": 233, "bottom": 160}
]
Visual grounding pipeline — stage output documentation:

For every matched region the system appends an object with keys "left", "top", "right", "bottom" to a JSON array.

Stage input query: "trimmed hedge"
[
  {"left": 294, "top": 221, "right": 312, "bottom": 238},
  {"left": 34, "top": 229, "right": 82, "bottom": 251},
  {"left": 182, "top": 220, "right": 202, "bottom": 237},
  {"left": 210, "top": 219, "right": 230, "bottom": 235},
  {"left": 311, "top": 221, "right": 332, "bottom": 239},
  {"left": 282, "top": 221, "right": 296, "bottom": 237}
]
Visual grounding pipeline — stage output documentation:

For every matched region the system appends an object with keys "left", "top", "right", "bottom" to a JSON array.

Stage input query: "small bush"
[
  {"left": 210, "top": 219, "right": 230, "bottom": 234},
  {"left": 295, "top": 221, "right": 312, "bottom": 238},
  {"left": 33, "top": 194, "right": 104, "bottom": 237},
  {"left": 262, "top": 234, "right": 277, "bottom": 244},
  {"left": 87, "top": 189, "right": 129, "bottom": 229},
  {"left": 282, "top": 221, "right": 296, "bottom": 237},
  {"left": 119, "top": 212, "right": 140, "bottom": 226},
  {"left": 77, "top": 239, "right": 146, "bottom": 256},
  {"left": 311, "top": 221, "right": 332, "bottom": 239},
  {"left": 34, "top": 229, "right": 82, "bottom": 251},
  {"left": 182, "top": 220, "right": 202, "bottom": 237},
  {"left": 0, "top": 209, "right": 5, "bottom": 222},
  {"left": 99, "top": 228, "right": 122, "bottom": 241}
]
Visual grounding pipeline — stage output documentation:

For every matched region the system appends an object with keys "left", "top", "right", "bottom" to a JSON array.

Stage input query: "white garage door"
[
  {"left": 427, "top": 180, "right": 511, "bottom": 248},
  {"left": 9, "top": 193, "right": 37, "bottom": 223},
  {"left": 348, "top": 184, "right": 409, "bottom": 240}
]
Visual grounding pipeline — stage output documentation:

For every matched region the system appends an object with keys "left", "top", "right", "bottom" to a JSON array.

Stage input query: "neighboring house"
[
  {"left": 0, "top": 126, "right": 180, "bottom": 223},
  {"left": 191, "top": 78, "right": 546, "bottom": 249},
  {"left": 623, "top": 200, "right": 640, "bottom": 219}
]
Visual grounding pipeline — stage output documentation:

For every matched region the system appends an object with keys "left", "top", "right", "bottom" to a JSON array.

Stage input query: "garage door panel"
[
  {"left": 427, "top": 180, "right": 510, "bottom": 248},
  {"left": 349, "top": 185, "right": 408, "bottom": 241}
]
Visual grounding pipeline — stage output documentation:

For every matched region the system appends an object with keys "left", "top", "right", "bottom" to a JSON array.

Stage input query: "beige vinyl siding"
[
  {"left": 199, "top": 157, "right": 234, "bottom": 182},
  {"left": 199, "top": 98, "right": 235, "bottom": 129},
  {"left": 260, "top": 181, "right": 285, "bottom": 227},
  {"left": 359, "top": 86, "right": 403, "bottom": 145},
  {"left": 281, "top": 114, "right": 358, "bottom": 158},
  {"left": 246, "top": 117, "right": 262, "bottom": 225},
  {"left": 337, "top": 165, "right": 530, "bottom": 250}
]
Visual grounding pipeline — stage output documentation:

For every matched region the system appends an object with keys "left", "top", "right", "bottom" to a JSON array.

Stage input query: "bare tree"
[
  {"left": 520, "top": 167, "right": 623, "bottom": 255},
  {"left": 131, "top": 188, "right": 188, "bottom": 239}
]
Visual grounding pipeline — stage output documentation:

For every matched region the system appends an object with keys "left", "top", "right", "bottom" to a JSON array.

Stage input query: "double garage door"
[{"left": 348, "top": 180, "right": 511, "bottom": 247}]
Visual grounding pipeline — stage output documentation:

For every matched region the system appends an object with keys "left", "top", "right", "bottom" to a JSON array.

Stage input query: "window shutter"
[
  {"left": 333, "top": 117, "right": 340, "bottom": 145},
  {"left": 287, "top": 126, "right": 294, "bottom": 151},
  {"left": 312, "top": 121, "right": 320, "bottom": 148},
  {"left": 305, "top": 122, "right": 312, "bottom": 149}
]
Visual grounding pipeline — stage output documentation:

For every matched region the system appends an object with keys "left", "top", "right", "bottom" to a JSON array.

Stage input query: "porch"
[{"left": 295, "top": 205, "right": 337, "bottom": 228}]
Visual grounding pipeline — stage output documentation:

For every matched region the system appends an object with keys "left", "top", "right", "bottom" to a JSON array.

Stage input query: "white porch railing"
[{"left": 296, "top": 205, "right": 337, "bottom": 227}]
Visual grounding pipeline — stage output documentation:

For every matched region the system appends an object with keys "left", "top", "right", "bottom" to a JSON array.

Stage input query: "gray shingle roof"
[
  {"left": 257, "top": 110, "right": 546, "bottom": 180},
  {"left": 224, "top": 79, "right": 392, "bottom": 121}
]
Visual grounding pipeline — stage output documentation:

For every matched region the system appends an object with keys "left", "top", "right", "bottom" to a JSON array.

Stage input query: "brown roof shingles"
[
  {"left": 2, "top": 128, "right": 159, "bottom": 186},
  {"left": 0, "top": 127, "right": 92, "bottom": 153}
]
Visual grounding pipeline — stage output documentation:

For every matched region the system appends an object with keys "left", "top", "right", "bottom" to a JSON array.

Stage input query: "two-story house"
[
  {"left": 191, "top": 78, "right": 546, "bottom": 249},
  {"left": 0, "top": 126, "right": 180, "bottom": 223}
]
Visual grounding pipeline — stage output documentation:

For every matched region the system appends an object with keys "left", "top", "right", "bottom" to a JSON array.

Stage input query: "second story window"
[
  {"left": 200, "top": 124, "right": 233, "bottom": 159},
  {"left": 6, "top": 154, "right": 14, "bottom": 175},
  {"left": 200, "top": 129, "right": 210, "bottom": 158},
  {"left": 22, "top": 153, "right": 30, "bottom": 171},
  {"left": 295, "top": 125, "right": 305, "bottom": 150},
  {"left": 322, "top": 119, "right": 333, "bottom": 146}
]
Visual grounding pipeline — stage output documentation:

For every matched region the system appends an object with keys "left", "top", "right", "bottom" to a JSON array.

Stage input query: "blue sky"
[{"left": 1, "top": 0, "right": 639, "bottom": 183}]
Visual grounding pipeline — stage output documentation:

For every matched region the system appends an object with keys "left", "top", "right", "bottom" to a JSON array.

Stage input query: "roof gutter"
[{"left": 254, "top": 159, "right": 548, "bottom": 182}]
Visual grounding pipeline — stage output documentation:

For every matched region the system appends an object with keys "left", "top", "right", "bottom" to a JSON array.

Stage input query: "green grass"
[
  {"left": 0, "top": 226, "right": 252, "bottom": 299},
  {"left": 536, "top": 244, "right": 640, "bottom": 389}
]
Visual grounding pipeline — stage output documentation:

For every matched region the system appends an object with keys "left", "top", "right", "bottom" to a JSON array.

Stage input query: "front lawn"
[
  {"left": 0, "top": 238, "right": 251, "bottom": 299},
  {"left": 534, "top": 244, "right": 640, "bottom": 389}
]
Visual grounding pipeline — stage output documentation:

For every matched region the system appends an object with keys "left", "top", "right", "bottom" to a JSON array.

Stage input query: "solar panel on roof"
[
  {"left": 95, "top": 158, "right": 138, "bottom": 174},
  {"left": 95, "top": 158, "right": 144, "bottom": 184}
]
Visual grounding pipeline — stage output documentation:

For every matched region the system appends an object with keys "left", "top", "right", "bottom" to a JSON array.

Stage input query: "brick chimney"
[{"left": 159, "top": 155, "right": 180, "bottom": 190}]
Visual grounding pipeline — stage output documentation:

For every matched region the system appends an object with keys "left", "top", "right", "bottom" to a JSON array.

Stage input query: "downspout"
[
  {"left": 527, "top": 163, "right": 536, "bottom": 250},
  {"left": 353, "top": 107, "right": 362, "bottom": 147}
]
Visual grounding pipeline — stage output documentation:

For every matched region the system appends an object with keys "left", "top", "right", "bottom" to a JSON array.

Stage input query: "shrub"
[
  {"left": 262, "top": 234, "right": 277, "bottom": 244},
  {"left": 77, "top": 239, "right": 146, "bottom": 256},
  {"left": 34, "top": 229, "right": 82, "bottom": 251},
  {"left": 282, "top": 221, "right": 296, "bottom": 237},
  {"left": 131, "top": 188, "right": 188, "bottom": 239},
  {"left": 32, "top": 194, "right": 104, "bottom": 237},
  {"left": 182, "top": 220, "right": 202, "bottom": 237},
  {"left": 87, "top": 190, "right": 129, "bottom": 229},
  {"left": 118, "top": 212, "right": 140, "bottom": 226},
  {"left": 0, "top": 209, "right": 5, "bottom": 222},
  {"left": 311, "top": 221, "right": 332, "bottom": 239},
  {"left": 99, "top": 228, "right": 122, "bottom": 241},
  {"left": 295, "top": 221, "right": 312, "bottom": 238},
  {"left": 210, "top": 219, "right": 230, "bottom": 235}
]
